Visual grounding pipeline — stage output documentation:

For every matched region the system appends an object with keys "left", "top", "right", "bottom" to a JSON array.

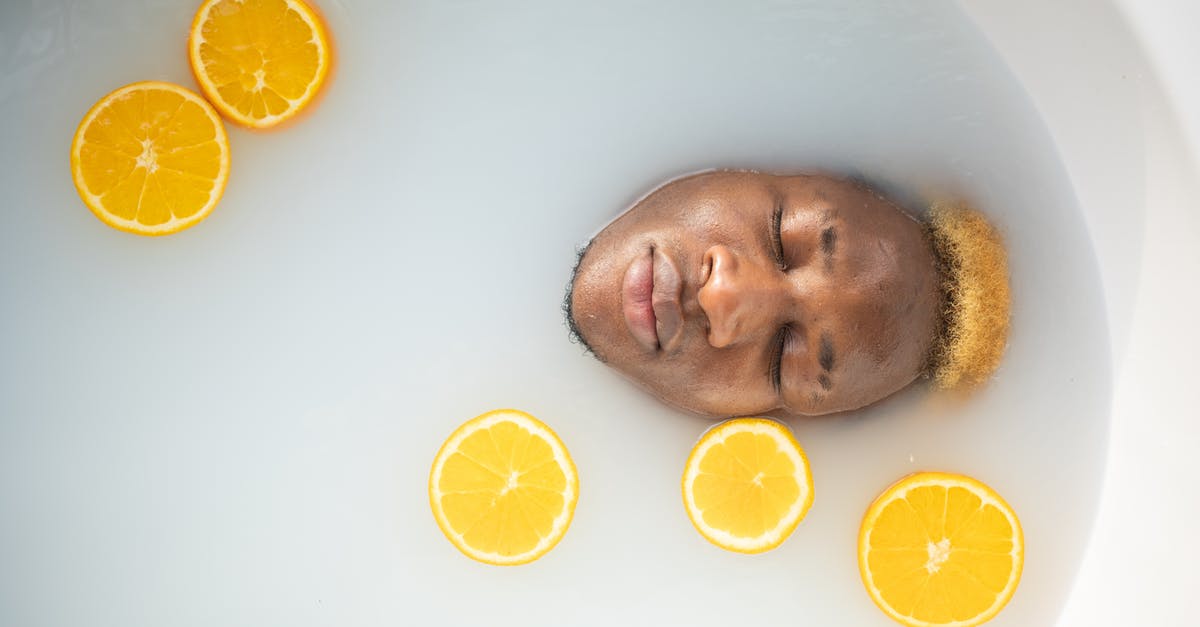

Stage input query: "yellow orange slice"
[
  {"left": 429, "top": 409, "right": 579, "bottom": 566},
  {"left": 70, "top": 81, "right": 230, "bottom": 236},
  {"left": 681, "top": 418, "right": 814, "bottom": 553},
  {"left": 858, "top": 472, "right": 1024, "bottom": 627},
  {"left": 188, "top": 0, "right": 333, "bottom": 129}
]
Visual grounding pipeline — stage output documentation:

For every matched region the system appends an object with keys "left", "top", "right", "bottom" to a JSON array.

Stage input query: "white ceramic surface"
[
  {"left": 0, "top": 1, "right": 1163, "bottom": 626},
  {"left": 962, "top": 2, "right": 1200, "bottom": 625}
]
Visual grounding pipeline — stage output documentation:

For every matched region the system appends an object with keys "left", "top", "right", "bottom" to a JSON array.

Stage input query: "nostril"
[
  {"left": 701, "top": 245, "right": 731, "bottom": 288},
  {"left": 700, "top": 253, "right": 714, "bottom": 287}
]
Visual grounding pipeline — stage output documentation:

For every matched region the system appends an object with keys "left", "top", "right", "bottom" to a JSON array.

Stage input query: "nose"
[{"left": 697, "top": 245, "right": 787, "bottom": 348}]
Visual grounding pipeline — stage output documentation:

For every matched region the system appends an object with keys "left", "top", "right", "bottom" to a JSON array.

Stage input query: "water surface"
[{"left": 0, "top": 1, "right": 1109, "bottom": 625}]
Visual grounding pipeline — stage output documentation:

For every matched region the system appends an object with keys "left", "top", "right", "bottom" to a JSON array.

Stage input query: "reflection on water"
[{"left": 0, "top": 1, "right": 1108, "bottom": 625}]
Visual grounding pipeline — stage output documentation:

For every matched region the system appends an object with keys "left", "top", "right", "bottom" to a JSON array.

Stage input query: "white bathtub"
[
  {"left": 1, "top": 1, "right": 1196, "bottom": 625},
  {"left": 963, "top": 1, "right": 1200, "bottom": 624}
]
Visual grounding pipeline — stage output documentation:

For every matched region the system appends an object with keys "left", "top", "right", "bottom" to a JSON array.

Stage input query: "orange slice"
[
  {"left": 859, "top": 472, "right": 1024, "bottom": 627},
  {"left": 681, "top": 418, "right": 814, "bottom": 553},
  {"left": 428, "top": 409, "right": 579, "bottom": 566},
  {"left": 188, "top": 0, "right": 333, "bottom": 129},
  {"left": 70, "top": 81, "right": 231, "bottom": 236}
]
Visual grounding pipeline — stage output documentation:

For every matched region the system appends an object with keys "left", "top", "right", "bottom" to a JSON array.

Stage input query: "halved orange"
[
  {"left": 188, "top": 0, "right": 333, "bottom": 129},
  {"left": 70, "top": 81, "right": 231, "bottom": 236},
  {"left": 859, "top": 472, "right": 1024, "bottom": 627},
  {"left": 681, "top": 418, "right": 814, "bottom": 554},
  {"left": 429, "top": 409, "right": 579, "bottom": 566}
]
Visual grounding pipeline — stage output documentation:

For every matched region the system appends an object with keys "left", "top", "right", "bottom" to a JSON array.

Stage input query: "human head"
[{"left": 566, "top": 171, "right": 944, "bottom": 416}]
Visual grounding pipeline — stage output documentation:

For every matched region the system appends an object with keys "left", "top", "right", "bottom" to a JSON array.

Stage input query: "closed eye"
[
  {"left": 768, "top": 326, "right": 789, "bottom": 393},
  {"left": 771, "top": 204, "right": 786, "bottom": 270}
]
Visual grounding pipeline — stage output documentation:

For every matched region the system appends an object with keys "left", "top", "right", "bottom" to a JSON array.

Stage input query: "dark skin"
[{"left": 569, "top": 171, "right": 941, "bottom": 416}]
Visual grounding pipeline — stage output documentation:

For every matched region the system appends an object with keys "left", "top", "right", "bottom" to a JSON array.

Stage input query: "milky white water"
[{"left": 0, "top": 1, "right": 1109, "bottom": 625}]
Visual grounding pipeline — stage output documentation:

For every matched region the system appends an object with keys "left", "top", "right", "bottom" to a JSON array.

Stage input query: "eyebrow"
[
  {"left": 818, "top": 331, "right": 835, "bottom": 372},
  {"left": 820, "top": 226, "right": 837, "bottom": 271}
]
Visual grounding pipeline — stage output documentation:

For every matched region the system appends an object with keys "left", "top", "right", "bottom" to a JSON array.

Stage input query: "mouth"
[
  {"left": 621, "top": 247, "right": 659, "bottom": 351},
  {"left": 621, "top": 246, "right": 684, "bottom": 352},
  {"left": 651, "top": 248, "right": 683, "bottom": 351}
]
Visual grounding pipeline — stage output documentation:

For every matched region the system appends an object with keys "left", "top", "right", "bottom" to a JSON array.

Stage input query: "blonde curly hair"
[{"left": 926, "top": 203, "right": 1012, "bottom": 389}]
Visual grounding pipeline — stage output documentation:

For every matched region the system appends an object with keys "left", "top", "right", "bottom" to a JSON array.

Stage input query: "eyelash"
[
  {"left": 769, "top": 326, "right": 789, "bottom": 392},
  {"left": 768, "top": 205, "right": 790, "bottom": 392},
  {"left": 771, "top": 204, "right": 786, "bottom": 270}
]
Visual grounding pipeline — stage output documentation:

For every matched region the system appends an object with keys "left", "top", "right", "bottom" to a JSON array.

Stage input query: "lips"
[
  {"left": 622, "top": 247, "right": 684, "bottom": 352},
  {"left": 651, "top": 250, "right": 683, "bottom": 351},
  {"left": 621, "top": 249, "right": 658, "bottom": 351}
]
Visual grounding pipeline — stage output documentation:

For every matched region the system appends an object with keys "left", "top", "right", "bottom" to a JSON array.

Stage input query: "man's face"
[{"left": 569, "top": 172, "right": 941, "bottom": 416}]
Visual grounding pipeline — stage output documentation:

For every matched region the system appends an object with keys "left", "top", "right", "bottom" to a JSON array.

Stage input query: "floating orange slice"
[
  {"left": 70, "top": 81, "right": 231, "bottom": 236},
  {"left": 681, "top": 418, "right": 814, "bottom": 553},
  {"left": 188, "top": 0, "right": 333, "bottom": 129},
  {"left": 859, "top": 472, "right": 1024, "bottom": 627},
  {"left": 429, "top": 409, "right": 579, "bottom": 566}
]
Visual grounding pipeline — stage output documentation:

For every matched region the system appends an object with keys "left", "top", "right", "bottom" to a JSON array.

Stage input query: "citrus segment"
[
  {"left": 858, "top": 472, "right": 1023, "bottom": 627},
  {"left": 70, "top": 81, "right": 230, "bottom": 235},
  {"left": 429, "top": 409, "right": 579, "bottom": 565},
  {"left": 681, "top": 418, "right": 814, "bottom": 553},
  {"left": 188, "top": 0, "right": 333, "bottom": 129}
]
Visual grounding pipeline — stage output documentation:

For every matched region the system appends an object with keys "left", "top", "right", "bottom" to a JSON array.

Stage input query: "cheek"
[
  {"left": 839, "top": 277, "right": 937, "bottom": 372},
  {"left": 834, "top": 302, "right": 908, "bottom": 376},
  {"left": 637, "top": 357, "right": 714, "bottom": 402},
  {"left": 649, "top": 350, "right": 775, "bottom": 415},
  {"left": 832, "top": 342, "right": 922, "bottom": 408},
  {"left": 670, "top": 205, "right": 751, "bottom": 253}
]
